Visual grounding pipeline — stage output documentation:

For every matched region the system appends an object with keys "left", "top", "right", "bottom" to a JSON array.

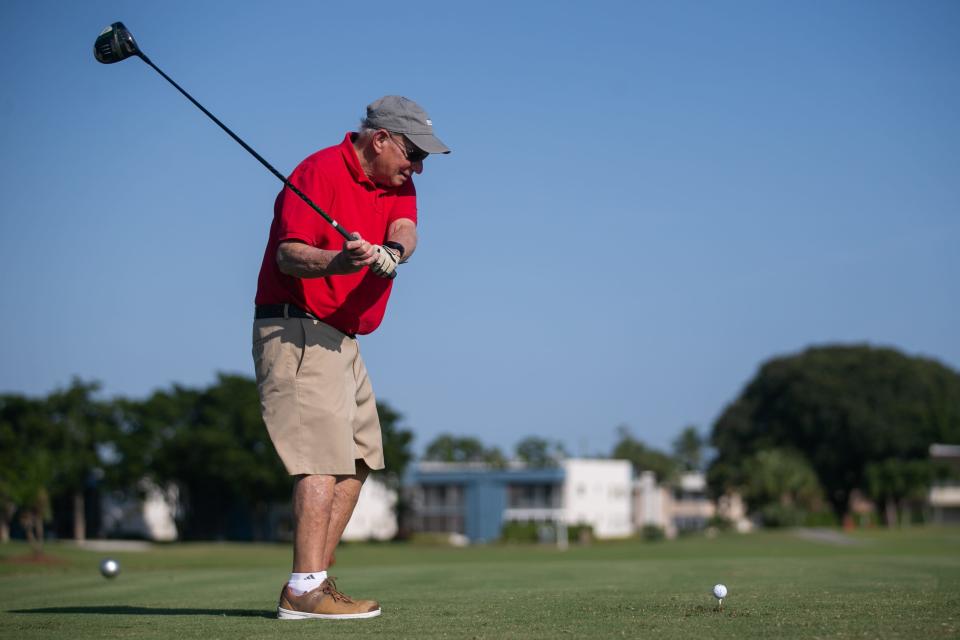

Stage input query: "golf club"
[{"left": 94, "top": 22, "right": 396, "bottom": 279}]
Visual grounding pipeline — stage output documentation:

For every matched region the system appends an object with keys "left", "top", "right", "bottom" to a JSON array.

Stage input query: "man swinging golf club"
[
  {"left": 253, "top": 96, "right": 450, "bottom": 619},
  {"left": 93, "top": 23, "right": 450, "bottom": 619}
]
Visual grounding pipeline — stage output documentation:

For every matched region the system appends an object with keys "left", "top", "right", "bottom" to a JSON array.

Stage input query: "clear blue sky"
[{"left": 1, "top": 1, "right": 957, "bottom": 457}]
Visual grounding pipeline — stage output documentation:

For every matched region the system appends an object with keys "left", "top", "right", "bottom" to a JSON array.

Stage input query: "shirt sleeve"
[{"left": 275, "top": 160, "right": 336, "bottom": 249}]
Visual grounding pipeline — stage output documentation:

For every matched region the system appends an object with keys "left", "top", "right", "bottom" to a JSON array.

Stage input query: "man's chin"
[{"left": 374, "top": 175, "right": 407, "bottom": 189}]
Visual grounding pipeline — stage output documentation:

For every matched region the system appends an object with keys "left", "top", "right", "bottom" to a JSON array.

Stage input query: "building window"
[
  {"left": 422, "top": 484, "right": 463, "bottom": 509},
  {"left": 508, "top": 483, "right": 561, "bottom": 509},
  {"left": 413, "top": 483, "right": 465, "bottom": 535}
]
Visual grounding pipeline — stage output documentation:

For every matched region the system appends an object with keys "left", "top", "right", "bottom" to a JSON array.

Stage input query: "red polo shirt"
[{"left": 255, "top": 133, "right": 417, "bottom": 335}]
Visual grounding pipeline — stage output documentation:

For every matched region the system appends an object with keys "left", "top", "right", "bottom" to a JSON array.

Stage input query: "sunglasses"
[{"left": 386, "top": 131, "right": 429, "bottom": 163}]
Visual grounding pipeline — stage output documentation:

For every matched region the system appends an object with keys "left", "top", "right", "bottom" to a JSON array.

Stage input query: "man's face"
[{"left": 370, "top": 131, "right": 425, "bottom": 188}]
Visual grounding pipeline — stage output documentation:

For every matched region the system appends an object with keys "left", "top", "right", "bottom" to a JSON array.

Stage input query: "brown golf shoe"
[{"left": 277, "top": 577, "right": 381, "bottom": 620}]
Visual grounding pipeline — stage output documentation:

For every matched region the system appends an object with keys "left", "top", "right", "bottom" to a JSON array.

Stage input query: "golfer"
[{"left": 252, "top": 96, "right": 449, "bottom": 619}]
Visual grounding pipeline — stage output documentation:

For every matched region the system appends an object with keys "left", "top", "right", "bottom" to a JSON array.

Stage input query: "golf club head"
[{"left": 94, "top": 22, "right": 142, "bottom": 64}]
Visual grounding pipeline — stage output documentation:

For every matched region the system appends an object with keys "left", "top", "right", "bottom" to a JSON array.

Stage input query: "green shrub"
[
  {"left": 641, "top": 524, "right": 666, "bottom": 541},
  {"left": 501, "top": 521, "right": 596, "bottom": 545},
  {"left": 759, "top": 504, "right": 806, "bottom": 528},
  {"left": 568, "top": 524, "right": 594, "bottom": 544},
  {"left": 803, "top": 510, "right": 839, "bottom": 527},
  {"left": 501, "top": 520, "right": 539, "bottom": 543}
]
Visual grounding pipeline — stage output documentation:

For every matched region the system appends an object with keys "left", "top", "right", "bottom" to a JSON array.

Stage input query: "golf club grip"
[{"left": 138, "top": 54, "right": 397, "bottom": 280}]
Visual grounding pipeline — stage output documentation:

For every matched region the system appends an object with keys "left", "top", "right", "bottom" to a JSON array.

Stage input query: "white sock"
[{"left": 288, "top": 570, "right": 327, "bottom": 595}]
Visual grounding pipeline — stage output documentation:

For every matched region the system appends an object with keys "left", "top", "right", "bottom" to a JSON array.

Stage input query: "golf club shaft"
[{"left": 138, "top": 54, "right": 353, "bottom": 242}]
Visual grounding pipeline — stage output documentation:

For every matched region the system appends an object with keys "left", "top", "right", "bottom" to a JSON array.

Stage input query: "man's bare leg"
[
  {"left": 292, "top": 474, "right": 336, "bottom": 572},
  {"left": 291, "top": 461, "right": 370, "bottom": 572},
  {"left": 280, "top": 463, "right": 380, "bottom": 618},
  {"left": 322, "top": 460, "right": 369, "bottom": 568}
]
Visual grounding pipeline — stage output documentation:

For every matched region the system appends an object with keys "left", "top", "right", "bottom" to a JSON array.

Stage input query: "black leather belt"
[
  {"left": 254, "top": 303, "right": 317, "bottom": 320},
  {"left": 254, "top": 304, "right": 356, "bottom": 338}
]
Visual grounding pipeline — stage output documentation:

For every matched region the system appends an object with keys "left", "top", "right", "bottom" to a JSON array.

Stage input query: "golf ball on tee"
[
  {"left": 712, "top": 583, "right": 728, "bottom": 599},
  {"left": 100, "top": 558, "right": 120, "bottom": 578}
]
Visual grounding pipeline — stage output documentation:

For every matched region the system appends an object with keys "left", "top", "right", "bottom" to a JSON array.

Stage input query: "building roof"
[{"left": 409, "top": 461, "right": 564, "bottom": 484}]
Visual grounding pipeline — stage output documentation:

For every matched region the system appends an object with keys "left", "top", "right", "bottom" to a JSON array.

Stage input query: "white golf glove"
[{"left": 370, "top": 244, "right": 401, "bottom": 278}]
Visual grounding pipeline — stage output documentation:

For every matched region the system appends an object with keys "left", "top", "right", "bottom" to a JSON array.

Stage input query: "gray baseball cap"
[{"left": 365, "top": 95, "right": 451, "bottom": 155}]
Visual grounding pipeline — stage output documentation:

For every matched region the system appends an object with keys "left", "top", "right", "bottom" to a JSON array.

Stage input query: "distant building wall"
[
  {"left": 671, "top": 472, "right": 716, "bottom": 533},
  {"left": 406, "top": 459, "right": 634, "bottom": 543},
  {"left": 634, "top": 471, "right": 731, "bottom": 538},
  {"left": 408, "top": 462, "right": 565, "bottom": 543},
  {"left": 633, "top": 471, "right": 674, "bottom": 536},
  {"left": 562, "top": 459, "right": 633, "bottom": 538}
]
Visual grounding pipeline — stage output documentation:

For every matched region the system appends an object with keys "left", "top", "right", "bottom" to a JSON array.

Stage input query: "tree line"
[
  {"left": 0, "top": 374, "right": 701, "bottom": 548},
  {"left": 420, "top": 427, "right": 706, "bottom": 478},
  {"left": 3, "top": 344, "right": 957, "bottom": 546},
  {"left": 0, "top": 374, "right": 414, "bottom": 549}
]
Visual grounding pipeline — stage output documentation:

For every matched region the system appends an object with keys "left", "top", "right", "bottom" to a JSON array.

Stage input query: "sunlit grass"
[{"left": 1, "top": 527, "right": 958, "bottom": 639}]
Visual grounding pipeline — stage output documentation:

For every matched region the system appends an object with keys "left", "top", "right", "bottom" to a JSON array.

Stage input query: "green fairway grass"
[{"left": 2, "top": 528, "right": 958, "bottom": 639}]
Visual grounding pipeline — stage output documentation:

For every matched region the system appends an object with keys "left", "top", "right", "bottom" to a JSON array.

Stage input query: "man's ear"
[{"left": 371, "top": 129, "right": 390, "bottom": 155}]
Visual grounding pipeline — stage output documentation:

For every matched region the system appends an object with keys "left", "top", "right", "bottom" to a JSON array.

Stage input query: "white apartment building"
[{"left": 561, "top": 459, "right": 634, "bottom": 538}]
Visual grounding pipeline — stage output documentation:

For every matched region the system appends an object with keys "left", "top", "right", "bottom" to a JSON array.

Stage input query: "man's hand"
[
  {"left": 369, "top": 244, "right": 401, "bottom": 278},
  {"left": 341, "top": 233, "right": 377, "bottom": 272}
]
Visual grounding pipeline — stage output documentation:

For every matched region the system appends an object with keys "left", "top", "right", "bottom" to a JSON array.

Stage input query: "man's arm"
[
  {"left": 277, "top": 235, "right": 377, "bottom": 279},
  {"left": 386, "top": 218, "right": 418, "bottom": 262}
]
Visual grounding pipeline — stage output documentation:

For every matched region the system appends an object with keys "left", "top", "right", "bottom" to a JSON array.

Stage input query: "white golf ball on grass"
[
  {"left": 100, "top": 558, "right": 121, "bottom": 578},
  {"left": 712, "top": 583, "right": 728, "bottom": 600}
]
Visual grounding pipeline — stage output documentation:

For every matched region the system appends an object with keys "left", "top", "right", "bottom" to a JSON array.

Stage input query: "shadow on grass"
[
  {"left": 682, "top": 605, "right": 752, "bottom": 618},
  {"left": 10, "top": 606, "right": 273, "bottom": 618}
]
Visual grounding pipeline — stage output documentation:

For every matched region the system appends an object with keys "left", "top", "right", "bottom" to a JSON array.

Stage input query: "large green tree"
[
  {"left": 0, "top": 382, "right": 110, "bottom": 545},
  {"left": 3, "top": 375, "right": 417, "bottom": 543},
  {"left": 111, "top": 377, "right": 416, "bottom": 540},
  {"left": 0, "top": 395, "right": 55, "bottom": 550},
  {"left": 115, "top": 375, "right": 289, "bottom": 539},
  {"left": 741, "top": 448, "right": 825, "bottom": 527},
  {"left": 45, "top": 379, "right": 114, "bottom": 541},
  {"left": 708, "top": 345, "right": 960, "bottom": 517}
]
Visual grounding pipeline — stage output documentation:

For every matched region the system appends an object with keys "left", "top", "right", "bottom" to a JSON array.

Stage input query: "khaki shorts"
[{"left": 252, "top": 317, "right": 384, "bottom": 476}]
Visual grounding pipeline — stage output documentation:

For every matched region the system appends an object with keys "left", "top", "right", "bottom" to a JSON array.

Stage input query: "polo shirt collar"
[{"left": 341, "top": 133, "right": 377, "bottom": 188}]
